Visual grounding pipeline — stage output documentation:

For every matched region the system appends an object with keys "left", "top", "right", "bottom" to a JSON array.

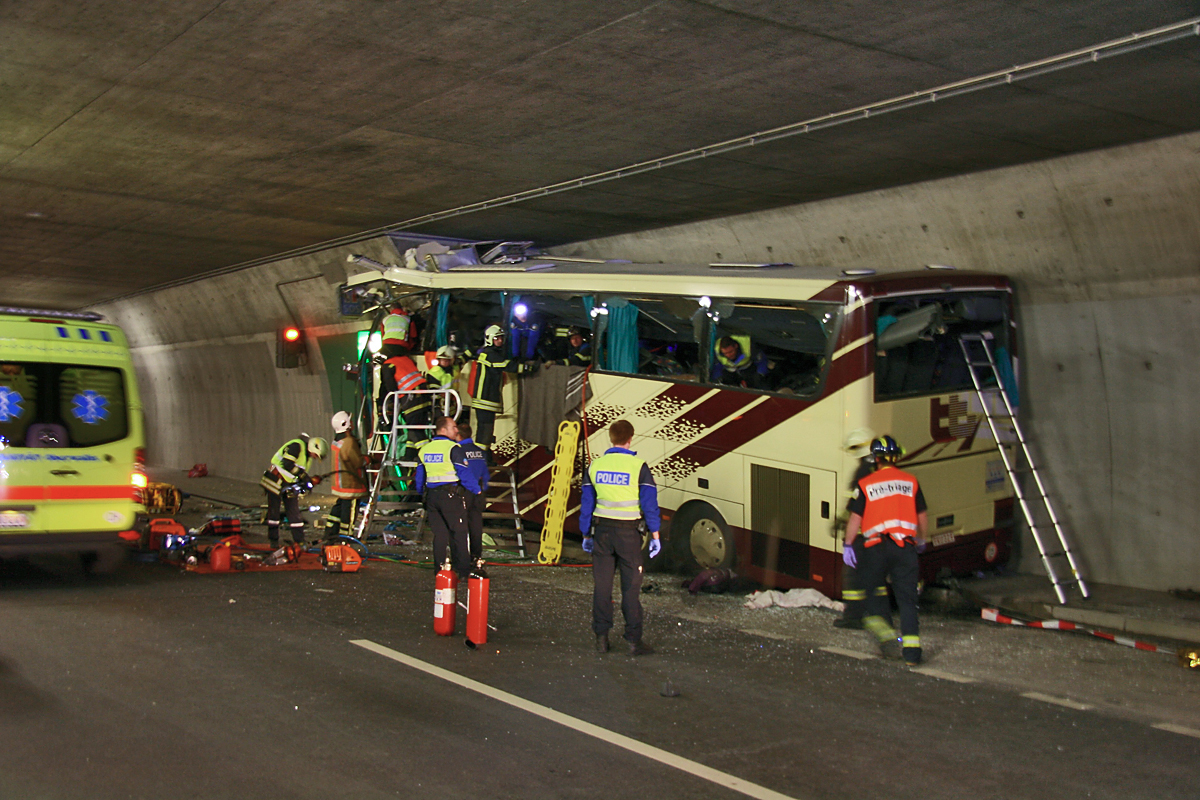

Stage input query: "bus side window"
[{"left": 707, "top": 302, "right": 836, "bottom": 396}]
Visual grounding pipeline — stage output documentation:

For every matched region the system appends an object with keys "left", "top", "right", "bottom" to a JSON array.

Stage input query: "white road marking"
[
  {"left": 1021, "top": 692, "right": 1093, "bottom": 711},
  {"left": 818, "top": 646, "right": 876, "bottom": 661},
  {"left": 351, "top": 639, "right": 804, "bottom": 800},
  {"left": 908, "top": 667, "right": 977, "bottom": 684},
  {"left": 1152, "top": 722, "right": 1200, "bottom": 739}
]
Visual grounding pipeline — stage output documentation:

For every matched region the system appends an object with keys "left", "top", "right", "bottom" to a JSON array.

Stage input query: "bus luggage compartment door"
[{"left": 746, "top": 462, "right": 836, "bottom": 588}]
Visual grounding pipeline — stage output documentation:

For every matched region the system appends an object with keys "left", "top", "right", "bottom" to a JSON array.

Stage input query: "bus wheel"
[{"left": 671, "top": 504, "right": 735, "bottom": 571}]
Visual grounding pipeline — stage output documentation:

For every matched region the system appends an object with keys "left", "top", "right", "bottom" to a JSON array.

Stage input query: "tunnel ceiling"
[{"left": 2, "top": 1, "right": 1199, "bottom": 309}]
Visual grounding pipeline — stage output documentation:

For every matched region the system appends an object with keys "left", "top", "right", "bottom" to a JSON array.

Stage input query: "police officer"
[
  {"left": 325, "top": 411, "right": 367, "bottom": 539},
  {"left": 415, "top": 416, "right": 481, "bottom": 579},
  {"left": 261, "top": 434, "right": 328, "bottom": 548},
  {"left": 580, "top": 419, "right": 661, "bottom": 656},
  {"left": 843, "top": 435, "right": 928, "bottom": 665},
  {"left": 455, "top": 422, "right": 489, "bottom": 564}
]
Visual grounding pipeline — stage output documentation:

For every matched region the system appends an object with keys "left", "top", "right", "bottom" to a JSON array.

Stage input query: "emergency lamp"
[{"left": 276, "top": 326, "right": 308, "bottom": 369}]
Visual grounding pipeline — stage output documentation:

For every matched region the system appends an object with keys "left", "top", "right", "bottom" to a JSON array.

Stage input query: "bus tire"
[{"left": 670, "top": 503, "right": 735, "bottom": 572}]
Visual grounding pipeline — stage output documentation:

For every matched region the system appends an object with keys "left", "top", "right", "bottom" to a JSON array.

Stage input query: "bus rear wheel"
[{"left": 671, "top": 504, "right": 735, "bottom": 572}]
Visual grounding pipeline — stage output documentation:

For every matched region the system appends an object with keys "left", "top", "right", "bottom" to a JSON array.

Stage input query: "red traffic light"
[{"left": 283, "top": 327, "right": 301, "bottom": 342}]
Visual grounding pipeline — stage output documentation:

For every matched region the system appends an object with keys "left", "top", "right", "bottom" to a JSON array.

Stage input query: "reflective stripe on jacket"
[
  {"left": 418, "top": 438, "right": 460, "bottom": 486},
  {"left": 331, "top": 433, "right": 367, "bottom": 497},
  {"left": 714, "top": 334, "right": 754, "bottom": 371},
  {"left": 588, "top": 452, "right": 644, "bottom": 521},
  {"left": 859, "top": 466, "right": 920, "bottom": 546},
  {"left": 261, "top": 437, "right": 309, "bottom": 493},
  {"left": 382, "top": 310, "right": 413, "bottom": 345}
]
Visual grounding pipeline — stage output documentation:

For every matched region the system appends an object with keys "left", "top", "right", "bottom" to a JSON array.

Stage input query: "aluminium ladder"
[
  {"left": 354, "top": 387, "right": 461, "bottom": 540},
  {"left": 958, "top": 332, "right": 1088, "bottom": 604}
]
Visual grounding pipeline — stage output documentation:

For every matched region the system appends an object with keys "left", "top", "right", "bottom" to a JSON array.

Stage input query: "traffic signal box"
[{"left": 276, "top": 326, "right": 307, "bottom": 369}]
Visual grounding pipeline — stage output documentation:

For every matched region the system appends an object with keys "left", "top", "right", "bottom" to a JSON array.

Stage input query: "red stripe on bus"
[
  {"left": 46, "top": 485, "right": 133, "bottom": 500},
  {"left": 0, "top": 486, "right": 46, "bottom": 500}
]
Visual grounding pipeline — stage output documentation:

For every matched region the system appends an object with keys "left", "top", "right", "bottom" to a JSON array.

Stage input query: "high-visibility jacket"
[
  {"left": 858, "top": 466, "right": 921, "bottom": 546},
  {"left": 382, "top": 310, "right": 416, "bottom": 348},
  {"left": 331, "top": 432, "right": 367, "bottom": 498},
  {"left": 588, "top": 452, "right": 646, "bottom": 521},
  {"left": 417, "top": 437, "right": 460, "bottom": 486},
  {"left": 468, "top": 344, "right": 518, "bottom": 413},
  {"left": 261, "top": 436, "right": 309, "bottom": 493},
  {"left": 427, "top": 364, "right": 456, "bottom": 390},
  {"left": 714, "top": 334, "right": 754, "bottom": 371}
]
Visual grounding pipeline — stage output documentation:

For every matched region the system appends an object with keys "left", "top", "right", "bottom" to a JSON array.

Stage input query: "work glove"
[
  {"left": 648, "top": 538, "right": 661, "bottom": 559},
  {"left": 915, "top": 539, "right": 927, "bottom": 554},
  {"left": 842, "top": 545, "right": 857, "bottom": 568},
  {"left": 582, "top": 535, "right": 594, "bottom": 554}
]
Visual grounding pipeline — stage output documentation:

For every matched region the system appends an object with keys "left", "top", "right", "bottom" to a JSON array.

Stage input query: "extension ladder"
[{"left": 959, "top": 332, "right": 1089, "bottom": 604}]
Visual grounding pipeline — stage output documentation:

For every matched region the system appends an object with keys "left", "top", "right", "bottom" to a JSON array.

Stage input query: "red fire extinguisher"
[
  {"left": 434, "top": 559, "right": 458, "bottom": 636},
  {"left": 465, "top": 558, "right": 490, "bottom": 647}
]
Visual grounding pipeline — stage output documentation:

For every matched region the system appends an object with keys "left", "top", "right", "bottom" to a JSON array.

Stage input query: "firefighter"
[
  {"left": 455, "top": 421, "right": 489, "bottom": 564},
  {"left": 467, "top": 324, "right": 526, "bottom": 461},
  {"left": 711, "top": 335, "right": 770, "bottom": 389},
  {"left": 835, "top": 432, "right": 878, "bottom": 630},
  {"left": 843, "top": 435, "right": 928, "bottom": 665},
  {"left": 324, "top": 411, "right": 367, "bottom": 539},
  {"left": 556, "top": 327, "right": 592, "bottom": 368},
  {"left": 379, "top": 350, "right": 431, "bottom": 456},
  {"left": 260, "top": 434, "right": 328, "bottom": 548},
  {"left": 580, "top": 419, "right": 661, "bottom": 656},
  {"left": 427, "top": 345, "right": 459, "bottom": 390},
  {"left": 415, "top": 415, "right": 481, "bottom": 579}
]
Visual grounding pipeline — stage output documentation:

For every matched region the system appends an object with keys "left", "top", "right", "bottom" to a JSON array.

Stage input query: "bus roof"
[{"left": 348, "top": 260, "right": 1009, "bottom": 302}]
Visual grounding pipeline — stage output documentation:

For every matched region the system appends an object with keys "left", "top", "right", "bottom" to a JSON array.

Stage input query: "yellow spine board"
[{"left": 538, "top": 420, "right": 581, "bottom": 565}]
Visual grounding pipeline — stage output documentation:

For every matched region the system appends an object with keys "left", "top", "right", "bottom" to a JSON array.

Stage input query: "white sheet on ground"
[{"left": 743, "top": 588, "right": 844, "bottom": 611}]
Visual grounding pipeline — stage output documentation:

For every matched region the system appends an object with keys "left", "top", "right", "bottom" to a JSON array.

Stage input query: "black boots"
[{"left": 595, "top": 633, "right": 610, "bottom": 653}]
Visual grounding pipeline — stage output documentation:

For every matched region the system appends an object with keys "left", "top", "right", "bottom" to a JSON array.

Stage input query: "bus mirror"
[{"left": 877, "top": 304, "right": 945, "bottom": 351}]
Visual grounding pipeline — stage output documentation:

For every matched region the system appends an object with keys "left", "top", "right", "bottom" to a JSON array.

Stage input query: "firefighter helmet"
[
  {"left": 870, "top": 435, "right": 902, "bottom": 464},
  {"left": 307, "top": 436, "right": 329, "bottom": 460},
  {"left": 483, "top": 324, "right": 504, "bottom": 346},
  {"left": 331, "top": 411, "right": 352, "bottom": 434},
  {"left": 435, "top": 345, "right": 457, "bottom": 360}
]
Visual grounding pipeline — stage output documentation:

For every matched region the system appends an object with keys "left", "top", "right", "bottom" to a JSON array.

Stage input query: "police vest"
[
  {"left": 714, "top": 334, "right": 754, "bottom": 370},
  {"left": 859, "top": 466, "right": 920, "bottom": 546},
  {"left": 589, "top": 452, "right": 644, "bottom": 521},
  {"left": 382, "top": 311, "right": 412, "bottom": 344},
  {"left": 271, "top": 438, "right": 310, "bottom": 481},
  {"left": 418, "top": 438, "right": 460, "bottom": 486}
]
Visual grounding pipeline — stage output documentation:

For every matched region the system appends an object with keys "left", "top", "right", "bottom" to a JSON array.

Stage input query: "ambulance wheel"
[{"left": 671, "top": 503, "right": 735, "bottom": 571}]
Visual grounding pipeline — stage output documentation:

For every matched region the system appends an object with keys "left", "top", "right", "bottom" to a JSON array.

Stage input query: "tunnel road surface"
[{"left": 0, "top": 556, "right": 1195, "bottom": 800}]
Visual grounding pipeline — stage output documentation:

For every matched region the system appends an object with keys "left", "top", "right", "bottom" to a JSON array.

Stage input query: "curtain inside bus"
[{"left": 604, "top": 297, "right": 639, "bottom": 373}]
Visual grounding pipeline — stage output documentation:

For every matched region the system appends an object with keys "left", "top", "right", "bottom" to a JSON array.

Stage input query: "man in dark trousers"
[
  {"left": 415, "top": 416, "right": 481, "bottom": 579},
  {"left": 467, "top": 324, "right": 525, "bottom": 461},
  {"left": 325, "top": 411, "right": 367, "bottom": 540},
  {"left": 260, "top": 434, "right": 328, "bottom": 548},
  {"left": 455, "top": 421, "right": 489, "bottom": 565},
  {"left": 843, "top": 435, "right": 928, "bottom": 666},
  {"left": 580, "top": 419, "right": 661, "bottom": 656}
]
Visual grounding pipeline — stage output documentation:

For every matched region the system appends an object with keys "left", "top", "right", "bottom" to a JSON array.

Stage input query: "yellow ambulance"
[{"left": 0, "top": 307, "right": 146, "bottom": 567}]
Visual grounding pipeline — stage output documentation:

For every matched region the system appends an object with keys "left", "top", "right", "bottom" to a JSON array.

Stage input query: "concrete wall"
[
  {"left": 92, "top": 131, "right": 1200, "bottom": 591},
  {"left": 552, "top": 130, "right": 1200, "bottom": 592},
  {"left": 90, "top": 238, "right": 399, "bottom": 484}
]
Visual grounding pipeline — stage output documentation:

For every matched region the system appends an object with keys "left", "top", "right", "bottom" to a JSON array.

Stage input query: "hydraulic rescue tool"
[{"left": 434, "top": 559, "right": 458, "bottom": 635}]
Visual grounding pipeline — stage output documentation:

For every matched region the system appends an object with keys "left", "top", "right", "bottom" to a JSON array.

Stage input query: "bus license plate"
[{"left": 0, "top": 512, "right": 29, "bottom": 529}]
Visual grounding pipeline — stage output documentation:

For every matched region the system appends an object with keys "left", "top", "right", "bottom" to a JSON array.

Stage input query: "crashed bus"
[{"left": 344, "top": 247, "right": 1017, "bottom": 596}]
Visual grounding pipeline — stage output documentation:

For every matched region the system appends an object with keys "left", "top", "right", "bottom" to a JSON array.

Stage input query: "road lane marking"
[
  {"left": 908, "top": 667, "right": 977, "bottom": 684},
  {"left": 1152, "top": 723, "right": 1200, "bottom": 739},
  {"left": 1021, "top": 692, "right": 1093, "bottom": 711},
  {"left": 351, "top": 639, "right": 804, "bottom": 800},
  {"left": 818, "top": 646, "right": 875, "bottom": 660}
]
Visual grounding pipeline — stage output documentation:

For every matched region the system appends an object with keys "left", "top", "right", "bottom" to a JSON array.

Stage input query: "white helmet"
[
  {"left": 435, "top": 345, "right": 457, "bottom": 360},
  {"left": 307, "top": 436, "right": 329, "bottom": 460},
  {"left": 484, "top": 324, "right": 504, "bottom": 347},
  {"left": 331, "top": 411, "right": 352, "bottom": 433}
]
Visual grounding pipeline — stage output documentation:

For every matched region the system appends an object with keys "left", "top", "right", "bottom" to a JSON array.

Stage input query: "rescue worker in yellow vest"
[
  {"left": 426, "top": 345, "right": 459, "bottom": 391},
  {"left": 324, "top": 411, "right": 367, "bottom": 540},
  {"left": 580, "top": 419, "right": 661, "bottom": 656},
  {"left": 416, "top": 416, "right": 482, "bottom": 579},
  {"left": 381, "top": 307, "right": 417, "bottom": 355},
  {"left": 711, "top": 335, "right": 770, "bottom": 390},
  {"left": 260, "top": 434, "right": 328, "bottom": 548},
  {"left": 467, "top": 324, "right": 527, "bottom": 461},
  {"left": 843, "top": 435, "right": 928, "bottom": 666}
]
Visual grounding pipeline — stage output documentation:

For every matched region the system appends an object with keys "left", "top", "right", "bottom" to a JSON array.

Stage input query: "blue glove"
[
  {"left": 582, "top": 535, "right": 593, "bottom": 554},
  {"left": 915, "top": 539, "right": 927, "bottom": 554},
  {"left": 842, "top": 545, "right": 857, "bottom": 568},
  {"left": 648, "top": 538, "right": 661, "bottom": 559}
]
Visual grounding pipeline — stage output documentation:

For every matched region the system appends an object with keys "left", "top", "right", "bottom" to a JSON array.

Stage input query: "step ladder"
[
  {"left": 354, "top": 387, "right": 461, "bottom": 541},
  {"left": 959, "top": 332, "right": 1089, "bottom": 604},
  {"left": 481, "top": 465, "right": 526, "bottom": 556}
]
